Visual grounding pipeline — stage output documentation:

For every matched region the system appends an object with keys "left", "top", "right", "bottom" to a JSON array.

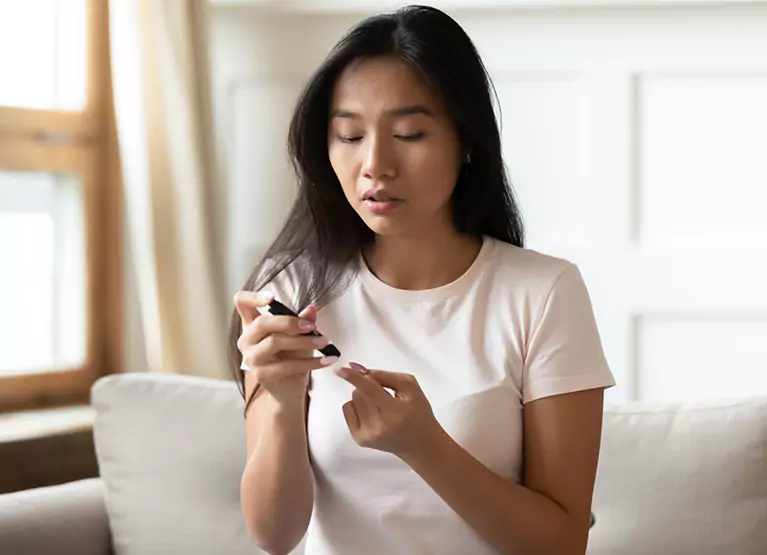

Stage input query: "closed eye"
[
  {"left": 394, "top": 132, "right": 425, "bottom": 141},
  {"left": 337, "top": 132, "right": 424, "bottom": 143}
]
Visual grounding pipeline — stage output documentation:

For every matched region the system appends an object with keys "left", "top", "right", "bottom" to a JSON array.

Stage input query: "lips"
[
  {"left": 362, "top": 189, "right": 402, "bottom": 202},
  {"left": 359, "top": 187, "right": 404, "bottom": 216},
  {"left": 364, "top": 198, "right": 402, "bottom": 215}
]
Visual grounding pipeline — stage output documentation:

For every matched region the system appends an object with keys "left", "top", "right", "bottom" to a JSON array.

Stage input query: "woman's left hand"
[{"left": 335, "top": 362, "right": 442, "bottom": 459}]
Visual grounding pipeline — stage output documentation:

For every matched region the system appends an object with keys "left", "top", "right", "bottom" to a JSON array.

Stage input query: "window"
[
  {"left": 0, "top": 0, "right": 87, "bottom": 111},
  {"left": 0, "top": 0, "right": 121, "bottom": 412}
]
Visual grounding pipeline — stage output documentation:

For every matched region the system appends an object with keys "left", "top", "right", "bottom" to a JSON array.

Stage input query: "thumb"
[
  {"left": 234, "top": 290, "right": 274, "bottom": 327},
  {"left": 293, "top": 304, "right": 318, "bottom": 359},
  {"left": 297, "top": 304, "right": 318, "bottom": 323}
]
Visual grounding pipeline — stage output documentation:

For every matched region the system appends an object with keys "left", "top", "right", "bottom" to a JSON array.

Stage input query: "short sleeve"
[{"left": 522, "top": 263, "right": 615, "bottom": 404}]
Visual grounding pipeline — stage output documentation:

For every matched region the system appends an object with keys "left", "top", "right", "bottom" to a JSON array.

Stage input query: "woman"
[{"left": 231, "top": 5, "right": 615, "bottom": 555}]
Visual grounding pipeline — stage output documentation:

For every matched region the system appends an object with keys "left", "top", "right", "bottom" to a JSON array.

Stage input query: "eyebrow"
[{"left": 331, "top": 105, "right": 433, "bottom": 119}]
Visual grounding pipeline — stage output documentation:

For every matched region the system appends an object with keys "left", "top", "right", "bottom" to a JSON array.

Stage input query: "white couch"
[{"left": 1, "top": 373, "right": 765, "bottom": 554}]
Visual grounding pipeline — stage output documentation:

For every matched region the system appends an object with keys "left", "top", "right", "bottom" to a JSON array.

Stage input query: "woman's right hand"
[{"left": 234, "top": 291, "right": 338, "bottom": 405}]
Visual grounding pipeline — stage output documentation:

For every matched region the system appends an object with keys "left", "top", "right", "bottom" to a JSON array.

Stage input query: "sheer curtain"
[{"left": 109, "top": 0, "right": 228, "bottom": 379}]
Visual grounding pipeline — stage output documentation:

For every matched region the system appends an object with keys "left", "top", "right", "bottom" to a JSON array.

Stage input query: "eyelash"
[
  {"left": 338, "top": 133, "right": 425, "bottom": 144},
  {"left": 397, "top": 133, "right": 425, "bottom": 142}
]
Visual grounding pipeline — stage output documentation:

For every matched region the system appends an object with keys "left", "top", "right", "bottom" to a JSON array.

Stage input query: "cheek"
[
  {"left": 328, "top": 145, "right": 358, "bottom": 195},
  {"left": 408, "top": 144, "right": 461, "bottom": 201}
]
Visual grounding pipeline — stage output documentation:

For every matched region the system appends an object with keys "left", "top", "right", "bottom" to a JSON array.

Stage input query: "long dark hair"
[{"left": 229, "top": 5, "right": 524, "bottom": 393}]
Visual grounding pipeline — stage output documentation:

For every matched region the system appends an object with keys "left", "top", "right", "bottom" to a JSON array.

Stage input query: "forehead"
[{"left": 330, "top": 57, "right": 441, "bottom": 113}]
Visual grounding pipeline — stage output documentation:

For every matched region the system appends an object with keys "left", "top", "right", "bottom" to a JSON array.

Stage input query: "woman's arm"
[
  {"left": 240, "top": 375, "right": 314, "bottom": 555},
  {"left": 402, "top": 388, "right": 605, "bottom": 555},
  {"left": 234, "top": 293, "right": 324, "bottom": 555}
]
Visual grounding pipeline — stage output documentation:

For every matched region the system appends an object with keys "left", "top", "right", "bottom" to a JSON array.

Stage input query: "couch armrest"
[{"left": 0, "top": 478, "right": 112, "bottom": 555}]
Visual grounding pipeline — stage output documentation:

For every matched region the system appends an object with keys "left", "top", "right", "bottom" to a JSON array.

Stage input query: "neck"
[{"left": 364, "top": 225, "right": 482, "bottom": 291}]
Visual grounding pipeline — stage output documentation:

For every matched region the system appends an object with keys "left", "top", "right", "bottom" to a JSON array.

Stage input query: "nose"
[{"left": 361, "top": 135, "right": 396, "bottom": 181}]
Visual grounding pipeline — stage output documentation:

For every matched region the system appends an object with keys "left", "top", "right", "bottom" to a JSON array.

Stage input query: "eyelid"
[
  {"left": 394, "top": 132, "right": 425, "bottom": 141},
  {"left": 334, "top": 131, "right": 425, "bottom": 143}
]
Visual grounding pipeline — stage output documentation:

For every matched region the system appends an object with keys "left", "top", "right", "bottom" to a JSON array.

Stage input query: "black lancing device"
[{"left": 268, "top": 299, "right": 341, "bottom": 358}]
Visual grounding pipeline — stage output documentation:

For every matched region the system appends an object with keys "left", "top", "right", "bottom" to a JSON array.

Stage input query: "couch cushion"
[
  {"left": 0, "top": 478, "right": 111, "bottom": 555},
  {"left": 93, "top": 374, "right": 766, "bottom": 555},
  {"left": 588, "top": 396, "right": 767, "bottom": 555},
  {"left": 92, "top": 373, "right": 260, "bottom": 555}
]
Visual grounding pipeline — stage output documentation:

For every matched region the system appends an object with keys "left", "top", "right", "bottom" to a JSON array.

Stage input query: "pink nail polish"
[
  {"left": 334, "top": 366, "right": 350, "bottom": 378},
  {"left": 349, "top": 362, "right": 368, "bottom": 374}
]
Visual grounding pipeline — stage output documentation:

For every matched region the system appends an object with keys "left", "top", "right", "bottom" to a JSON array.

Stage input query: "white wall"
[
  {"left": 209, "top": 8, "right": 361, "bottom": 299},
  {"left": 209, "top": 2, "right": 767, "bottom": 404}
]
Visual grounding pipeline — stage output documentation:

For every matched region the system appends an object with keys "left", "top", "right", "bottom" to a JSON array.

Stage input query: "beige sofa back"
[{"left": 92, "top": 374, "right": 767, "bottom": 555}]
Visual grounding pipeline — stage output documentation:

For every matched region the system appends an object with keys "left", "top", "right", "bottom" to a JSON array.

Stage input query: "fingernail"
[
  {"left": 334, "top": 366, "right": 350, "bottom": 378},
  {"left": 299, "top": 320, "right": 316, "bottom": 331},
  {"left": 312, "top": 336, "right": 330, "bottom": 347},
  {"left": 320, "top": 356, "right": 339, "bottom": 366},
  {"left": 260, "top": 290, "right": 275, "bottom": 301},
  {"left": 349, "top": 362, "right": 368, "bottom": 374}
]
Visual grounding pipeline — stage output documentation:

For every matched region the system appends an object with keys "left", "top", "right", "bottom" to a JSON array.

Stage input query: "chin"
[
  {"left": 356, "top": 204, "right": 448, "bottom": 239},
  {"left": 354, "top": 211, "right": 407, "bottom": 237},
  {"left": 361, "top": 218, "right": 405, "bottom": 236}
]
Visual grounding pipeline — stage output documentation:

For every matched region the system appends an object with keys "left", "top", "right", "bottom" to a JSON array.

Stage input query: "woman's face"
[{"left": 328, "top": 56, "right": 463, "bottom": 238}]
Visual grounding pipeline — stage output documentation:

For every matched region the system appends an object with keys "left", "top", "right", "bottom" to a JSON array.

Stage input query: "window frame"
[{"left": 0, "top": 0, "right": 121, "bottom": 412}]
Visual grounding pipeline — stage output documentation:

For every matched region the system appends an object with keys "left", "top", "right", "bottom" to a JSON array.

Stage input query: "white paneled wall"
[
  {"left": 209, "top": 10, "right": 360, "bottom": 298},
  {"left": 636, "top": 314, "right": 767, "bottom": 402},
  {"left": 638, "top": 73, "right": 767, "bottom": 248},
  {"left": 496, "top": 73, "right": 590, "bottom": 249},
  {"left": 210, "top": 3, "right": 767, "bottom": 403}
]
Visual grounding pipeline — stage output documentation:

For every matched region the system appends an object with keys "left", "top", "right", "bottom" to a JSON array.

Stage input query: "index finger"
[
  {"left": 335, "top": 366, "right": 395, "bottom": 409},
  {"left": 233, "top": 290, "right": 275, "bottom": 327},
  {"left": 364, "top": 369, "right": 419, "bottom": 395}
]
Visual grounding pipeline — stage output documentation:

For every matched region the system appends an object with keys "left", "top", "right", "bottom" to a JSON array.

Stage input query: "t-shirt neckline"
[{"left": 357, "top": 235, "right": 494, "bottom": 304}]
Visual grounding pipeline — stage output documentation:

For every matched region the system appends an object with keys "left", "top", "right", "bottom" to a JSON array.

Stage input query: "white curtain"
[{"left": 109, "top": 0, "right": 228, "bottom": 379}]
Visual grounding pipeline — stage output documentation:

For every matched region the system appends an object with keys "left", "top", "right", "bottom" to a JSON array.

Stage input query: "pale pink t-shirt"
[{"left": 266, "top": 236, "right": 615, "bottom": 555}]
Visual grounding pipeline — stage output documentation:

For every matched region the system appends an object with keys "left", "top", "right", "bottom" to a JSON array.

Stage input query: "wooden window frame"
[{"left": 0, "top": 0, "right": 122, "bottom": 412}]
